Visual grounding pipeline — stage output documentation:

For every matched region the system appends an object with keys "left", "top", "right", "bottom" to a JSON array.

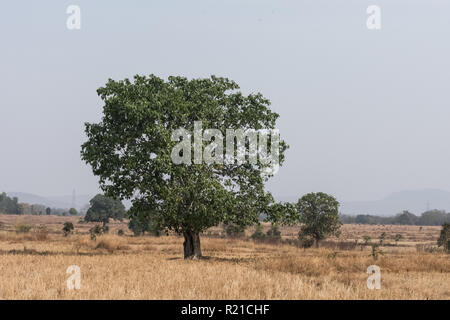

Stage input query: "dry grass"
[{"left": 0, "top": 214, "right": 448, "bottom": 300}]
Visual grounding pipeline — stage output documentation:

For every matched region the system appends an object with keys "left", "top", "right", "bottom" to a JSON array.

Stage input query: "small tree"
[
  {"left": 69, "top": 208, "right": 78, "bottom": 216},
  {"left": 369, "top": 244, "right": 384, "bottom": 261},
  {"left": 363, "top": 235, "right": 371, "bottom": 246},
  {"left": 251, "top": 224, "right": 266, "bottom": 240},
  {"left": 437, "top": 223, "right": 450, "bottom": 253},
  {"left": 62, "top": 222, "right": 74, "bottom": 237},
  {"left": 84, "top": 194, "right": 126, "bottom": 227},
  {"left": 394, "top": 234, "right": 403, "bottom": 246},
  {"left": 222, "top": 222, "right": 246, "bottom": 238},
  {"left": 46, "top": 207, "right": 51, "bottom": 215},
  {"left": 296, "top": 192, "right": 341, "bottom": 248},
  {"left": 89, "top": 225, "right": 104, "bottom": 240},
  {"left": 266, "top": 223, "right": 281, "bottom": 240},
  {"left": 128, "top": 211, "right": 162, "bottom": 236},
  {"left": 379, "top": 232, "right": 387, "bottom": 245}
]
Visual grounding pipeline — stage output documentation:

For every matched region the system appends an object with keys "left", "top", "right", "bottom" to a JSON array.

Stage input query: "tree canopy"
[
  {"left": 84, "top": 194, "right": 126, "bottom": 226},
  {"left": 297, "top": 192, "right": 342, "bottom": 248},
  {"left": 81, "top": 75, "right": 287, "bottom": 258}
]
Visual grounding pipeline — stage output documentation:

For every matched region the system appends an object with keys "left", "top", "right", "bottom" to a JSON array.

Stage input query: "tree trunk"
[
  {"left": 183, "top": 230, "right": 202, "bottom": 259},
  {"left": 315, "top": 238, "right": 320, "bottom": 248}
]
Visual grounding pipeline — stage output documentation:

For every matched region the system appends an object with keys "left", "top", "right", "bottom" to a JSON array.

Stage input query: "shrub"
[
  {"left": 33, "top": 224, "right": 48, "bottom": 240},
  {"left": 394, "top": 234, "right": 403, "bottom": 246},
  {"left": 128, "top": 216, "right": 162, "bottom": 237},
  {"left": 89, "top": 224, "right": 104, "bottom": 240},
  {"left": 251, "top": 224, "right": 266, "bottom": 240},
  {"left": 298, "top": 232, "right": 315, "bottom": 248},
  {"left": 369, "top": 244, "right": 384, "bottom": 260},
  {"left": 62, "top": 222, "right": 74, "bottom": 237},
  {"left": 266, "top": 223, "right": 281, "bottom": 240},
  {"left": 379, "top": 232, "right": 387, "bottom": 245},
  {"left": 222, "top": 222, "right": 246, "bottom": 238},
  {"left": 15, "top": 222, "right": 32, "bottom": 233},
  {"left": 118, "top": 229, "right": 124, "bottom": 236}
]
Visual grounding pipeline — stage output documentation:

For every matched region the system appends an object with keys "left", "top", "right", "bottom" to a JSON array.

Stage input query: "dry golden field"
[{"left": 0, "top": 214, "right": 448, "bottom": 300}]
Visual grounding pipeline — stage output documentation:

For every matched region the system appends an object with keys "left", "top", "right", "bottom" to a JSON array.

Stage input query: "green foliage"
[
  {"left": 89, "top": 224, "right": 104, "bottom": 240},
  {"left": 62, "top": 222, "right": 74, "bottom": 237},
  {"left": 251, "top": 224, "right": 266, "bottom": 240},
  {"left": 363, "top": 235, "right": 371, "bottom": 245},
  {"left": 128, "top": 208, "right": 162, "bottom": 236},
  {"left": 297, "top": 192, "right": 341, "bottom": 248},
  {"left": 369, "top": 244, "right": 384, "bottom": 260},
  {"left": 340, "top": 210, "right": 450, "bottom": 226},
  {"left": 84, "top": 194, "right": 126, "bottom": 226},
  {"left": 298, "top": 232, "right": 315, "bottom": 248},
  {"left": 437, "top": 223, "right": 450, "bottom": 253},
  {"left": 0, "top": 193, "right": 20, "bottom": 214},
  {"left": 81, "top": 75, "right": 288, "bottom": 258},
  {"left": 69, "top": 208, "right": 78, "bottom": 216},
  {"left": 222, "top": 222, "right": 246, "bottom": 238},
  {"left": 379, "top": 232, "right": 387, "bottom": 245},
  {"left": 15, "top": 222, "right": 32, "bottom": 233},
  {"left": 266, "top": 223, "right": 281, "bottom": 240}
]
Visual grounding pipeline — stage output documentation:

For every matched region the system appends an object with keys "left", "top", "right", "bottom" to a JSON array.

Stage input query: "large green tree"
[
  {"left": 81, "top": 75, "right": 287, "bottom": 258},
  {"left": 297, "top": 192, "right": 342, "bottom": 248},
  {"left": 84, "top": 194, "right": 126, "bottom": 226}
]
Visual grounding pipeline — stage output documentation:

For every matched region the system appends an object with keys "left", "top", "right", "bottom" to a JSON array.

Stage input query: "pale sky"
[{"left": 1, "top": 0, "right": 450, "bottom": 203}]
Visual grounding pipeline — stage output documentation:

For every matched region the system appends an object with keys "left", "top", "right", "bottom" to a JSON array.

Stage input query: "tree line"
[
  {"left": 0, "top": 192, "right": 79, "bottom": 216},
  {"left": 340, "top": 210, "right": 450, "bottom": 226}
]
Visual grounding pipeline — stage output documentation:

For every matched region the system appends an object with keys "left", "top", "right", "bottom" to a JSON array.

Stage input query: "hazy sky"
[{"left": 1, "top": 1, "right": 450, "bottom": 202}]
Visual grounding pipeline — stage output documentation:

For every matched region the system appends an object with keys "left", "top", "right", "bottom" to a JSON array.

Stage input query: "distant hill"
[
  {"left": 275, "top": 189, "right": 450, "bottom": 216},
  {"left": 340, "top": 189, "right": 450, "bottom": 216},
  {"left": 7, "top": 192, "right": 94, "bottom": 210}
]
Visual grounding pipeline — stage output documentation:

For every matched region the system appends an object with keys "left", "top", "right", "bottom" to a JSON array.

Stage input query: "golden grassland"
[{"left": 0, "top": 214, "right": 448, "bottom": 300}]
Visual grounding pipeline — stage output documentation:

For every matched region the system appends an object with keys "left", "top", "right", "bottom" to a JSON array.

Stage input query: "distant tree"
[
  {"left": 222, "top": 222, "right": 246, "bottom": 238},
  {"left": 0, "top": 193, "right": 20, "bottom": 214},
  {"left": 84, "top": 194, "right": 126, "bottom": 227},
  {"left": 127, "top": 208, "right": 162, "bottom": 236},
  {"left": 266, "top": 223, "right": 281, "bottom": 240},
  {"left": 395, "top": 211, "right": 418, "bottom": 225},
  {"left": 251, "top": 224, "right": 266, "bottom": 240},
  {"left": 437, "top": 223, "right": 450, "bottom": 253},
  {"left": 418, "top": 210, "right": 450, "bottom": 226},
  {"left": 46, "top": 207, "right": 51, "bottom": 215},
  {"left": 296, "top": 192, "right": 342, "bottom": 248},
  {"left": 62, "top": 222, "right": 74, "bottom": 237},
  {"left": 69, "top": 208, "right": 78, "bottom": 216}
]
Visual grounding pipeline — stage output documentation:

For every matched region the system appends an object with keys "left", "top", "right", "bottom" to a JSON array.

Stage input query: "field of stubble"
[{"left": 0, "top": 214, "right": 448, "bottom": 300}]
